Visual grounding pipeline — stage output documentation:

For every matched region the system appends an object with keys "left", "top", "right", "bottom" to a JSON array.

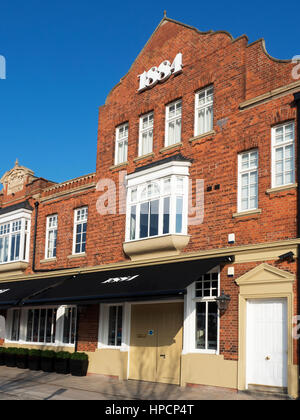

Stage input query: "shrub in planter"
[
  {"left": 70, "top": 352, "right": 89, "bottom": 377},
  {"left": 54, "top": 351, "right": 71, "bottom": 374},
  {"left": 0, "top": 347, "right": 7, "bottom": 366},
  {"left": 28, "top": 349, "right": 42, "bottom": 371},
  {"left": 16, "top": 348, "right": 29, "bottom": 369},
  {"left": 41, "top": 350, "right": 56, "bottom": 372},
  {"left": 5, "top": 347, "right": 18, "bottom": 367}
]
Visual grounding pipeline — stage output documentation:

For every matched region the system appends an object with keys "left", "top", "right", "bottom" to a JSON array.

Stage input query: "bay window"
[
  {"left": 126, "top": 163, "right": 189, "bottom": 242},
  {"left": 0, "top": 211, "right": 31, "bottom": 265}
]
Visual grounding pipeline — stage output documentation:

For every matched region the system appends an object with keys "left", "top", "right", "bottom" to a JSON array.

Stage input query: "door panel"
[
  {"left": 246, "top": 299, "right": 287, "bottom": 388},
  {"left": 129, "top": 302, "right": 183, "bottom": 384}
]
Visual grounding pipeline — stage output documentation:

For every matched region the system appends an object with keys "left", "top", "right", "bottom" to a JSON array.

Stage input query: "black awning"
[
  {"left": 0, "top": 275, "right": 72, "bottom": 309},
  {"left": 21, "top": 256, "right": 232, "bottom": 306}
]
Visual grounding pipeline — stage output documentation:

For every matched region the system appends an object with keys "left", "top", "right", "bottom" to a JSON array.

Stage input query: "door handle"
[
  {"left": 265, "top": 356, "right": 270, "bottom": 361},
  {"left": 160, "top": 354, "right": 166, "bottom": 359}
]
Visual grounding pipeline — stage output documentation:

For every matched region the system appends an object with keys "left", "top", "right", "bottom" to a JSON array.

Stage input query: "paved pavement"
[{"left": 0, "top": 366, "right": 291, "bottom": 401}]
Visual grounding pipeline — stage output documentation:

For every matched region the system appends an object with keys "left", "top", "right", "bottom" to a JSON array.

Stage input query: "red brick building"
[{"left": 0, "top": 16, "right": 299, "bottom": 397}]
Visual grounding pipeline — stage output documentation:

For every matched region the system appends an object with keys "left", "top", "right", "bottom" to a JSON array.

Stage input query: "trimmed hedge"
[{"left": 70, "top": 352, "right": 88, "bottom": 361}]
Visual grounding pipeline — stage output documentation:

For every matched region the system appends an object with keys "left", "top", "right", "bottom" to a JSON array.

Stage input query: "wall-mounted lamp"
[
  {"left": 216, "top": 290, "right": 231, "bottom": 313},
  {"left": 278, "top": 251, "right": 294, "bottom": 262}
]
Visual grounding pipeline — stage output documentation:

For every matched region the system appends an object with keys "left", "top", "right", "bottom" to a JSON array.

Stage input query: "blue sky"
[{"left": 0, "top": 0, "right": 299, "bottom": 184}]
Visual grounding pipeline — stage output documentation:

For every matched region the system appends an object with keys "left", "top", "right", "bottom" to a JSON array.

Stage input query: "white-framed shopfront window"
[
  {"left": 182, "top": 267, "right": 220, "bottom": 355},
  {"left": 5, "top": 305, "right": 77, "bottom": 347},
  {"left": 98, "top": 303, "right": 130, "bottom": 351},
  {"left": 0, "top": 209, "right": 31, "bottom": 265}
]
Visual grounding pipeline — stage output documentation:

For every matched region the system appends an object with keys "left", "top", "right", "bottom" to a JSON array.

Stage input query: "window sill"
[
  {"left": 123, "top": 234, "right": 190, "bottom": 261},
  {"left": 97, "top": 345, "right": 126, "bottom": 351},
  {"left": 159, "top": 142, "right": 183, "bottom": 154},
  {"left": 5, "top": 340, "right": 75, "bottom": 347},
  {"left": 189, "top": 130, "right": 215, "bottom": 144},
  {"left": 109, "top": 161, "right": 129, "bottom": 171},
  {"left": 266, "top": 183, "right": 297, "bottom": 194},
  {"left": 182, "top": 349, "right": 218, "bottom": 355},
  {"left": 232, "top": 209, "right": 262, "bottom": 218},
  {"left": 40, "top": 258, "right": 57, "bottom": 264},
  {"left": 133, "top": 153, "right": 155, "bottom": 162},
  {"left": 67, "top": 253, "right": 86, "bottom": 259}
]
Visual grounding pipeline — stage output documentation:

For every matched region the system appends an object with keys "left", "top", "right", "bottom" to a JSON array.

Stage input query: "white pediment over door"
[{"left": 235, "top": 263, "right": 294, "bottom": 286}]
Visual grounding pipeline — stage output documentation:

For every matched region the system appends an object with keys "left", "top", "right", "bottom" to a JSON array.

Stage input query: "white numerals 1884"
[{"left": 138, "top": 53, "right": 183, "bottom": 92}]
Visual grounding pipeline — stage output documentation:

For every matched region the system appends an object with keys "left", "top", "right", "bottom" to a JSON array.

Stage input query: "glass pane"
[
  {"left": 176, "top": 197, "right": 183, "bottom": 233},
  {"left": 26, "top": 309, "right": 33, "bottom": 342},
  {"left": 33, "top": 309, "right": 40, "bottom": 342},
  {"left": 116, "top": 306, "right": 123, "bottom": 346},
  {"left": 52, "top": 309, "right": 57, "bottom": 343},
  {"left": 196, "top": 302, "right": 206, "bottom": 349},
  {"left": 71, "top": 308, "right": 77, "bottom": 344},
  {"left": 163, "top": 197, "right": 170, "bottom": 234},
  {"left": 46, "top": 309, "right": 53, "bottom": 343},
  {"left": 198, "top": 109, "right": 205, "bottom": 135},
  {"left": 168, "top": 120, "right": 175, "bottom": 145},
  {"left": 11, "top": 310, "right": 20, "bottom": 341},
  {"left": 140, "top": 202, "right": 149, "bottom": 238},
  {"left": 108, "top": 306, "right": 117, "bottom": 346},
  {"left": 39, "top": 309, "right": 46, "bottom": 343},
  {"left": 150, "top": 200, "right": 159, "bottom": 237},
  {"left": 207, "top": 302, "right": 218, "bottom": 350},
  {"left": 63, "top": 308, "right": 71, "bottom": 344},
  {"left": 206, "top": 106, "right": 213, "bottom": 132},
  {"left": 130, "top": 205, "right": 136, "bottom": 240}
]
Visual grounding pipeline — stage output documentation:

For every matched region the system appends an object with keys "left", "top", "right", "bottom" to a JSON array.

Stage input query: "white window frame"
[
  {"left": 271, "top": 122, "right": 295, "bottom": 188},
  {"left": 237, "top": 150, "right": 259, "bottom": 213},
  {"left": 165, "top": 99, "right": 182, "bottom": 147},
  {"left": 45, "top": 214, "right": 58, "bottom": 259},
  {"left": 182, "top": 266, "right": 220, "bottom": 355},
  {"left": 72, "top": 207, "right": 88, "bottom": 255},
  {"left": 0, "top": 209, "right": 31, "bottom": 265},
  {"left": 125, "top": 160, "right": 190, "bottom": 242},
  {"left": 98, "top": 303, "right": 130, "bottom": 351},
  {"left": 114, "top": 123, "right": 129, "bottom": 165},
  {"left": 138, "top": 112, "right": 154, "bottom": 157},
  {"left": 194, "top": 86, "right": 214, "bottom": 137},
  {"left": 5, "top": 305, "right": 77, "bottom": 347}
]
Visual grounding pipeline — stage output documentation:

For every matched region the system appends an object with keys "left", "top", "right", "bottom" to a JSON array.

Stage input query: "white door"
[{"left": 246, "top": 298, "right": 288, "bottom": 388}]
